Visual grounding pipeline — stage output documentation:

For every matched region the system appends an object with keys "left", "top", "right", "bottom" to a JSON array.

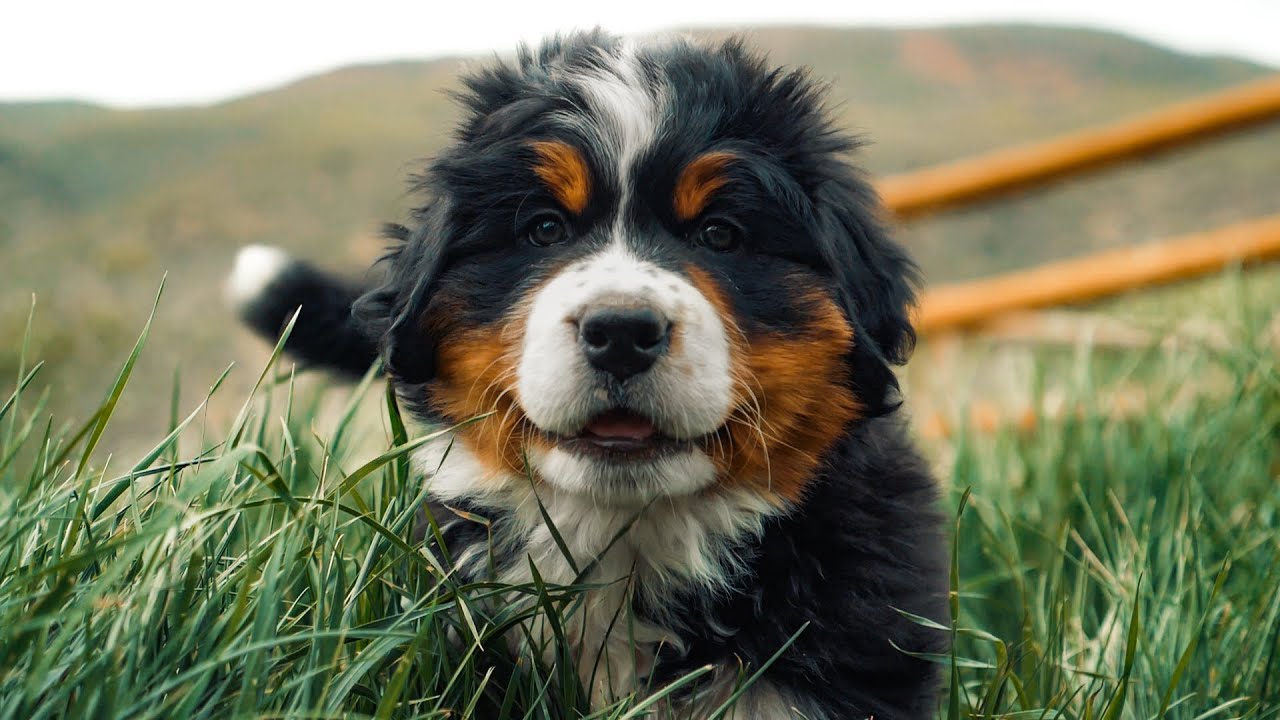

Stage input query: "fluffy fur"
[{"left": 229, "top": 31, "right": 949, "bottom": 718}]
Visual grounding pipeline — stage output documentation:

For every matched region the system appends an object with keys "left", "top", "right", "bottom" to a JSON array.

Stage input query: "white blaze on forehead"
[{"left": 573, "top": 40, "right": 665, "bottom": 214}]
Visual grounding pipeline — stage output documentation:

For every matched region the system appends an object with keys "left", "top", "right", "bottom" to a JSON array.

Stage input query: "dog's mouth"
[{"left": 553, "top": 409, "right": 696, "bottom": 461}]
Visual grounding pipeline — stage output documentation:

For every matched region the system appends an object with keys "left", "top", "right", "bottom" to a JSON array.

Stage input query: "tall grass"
[
  {"left": 943, "top": 329, "right": 1280, "bottom": 718},
  {"left": 0, "top": 284, "right": 1276, "bottom": 718}
]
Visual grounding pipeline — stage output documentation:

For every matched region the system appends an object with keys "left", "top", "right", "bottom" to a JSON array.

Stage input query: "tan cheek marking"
[
  {"left": 530, "top": 140, "right": 592, "bottom": 215},
  {"left": 426, "top": 299, "right": 546, "bottom": 483},
  {"left": 673, "top": 151, "right": 736, "bottom": 222},
  {"left": 685, "top": 266, "right": 861, "bottom": 503}
]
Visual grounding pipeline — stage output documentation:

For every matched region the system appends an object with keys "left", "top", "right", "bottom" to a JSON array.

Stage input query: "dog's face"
[{"left": 360, "top": 32, "right": 917, "bottom": 506}]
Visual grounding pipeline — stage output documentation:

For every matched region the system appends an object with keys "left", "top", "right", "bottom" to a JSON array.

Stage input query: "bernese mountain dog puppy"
[{"left": 228, "top": 30, "right": 949, "bottom": 719}]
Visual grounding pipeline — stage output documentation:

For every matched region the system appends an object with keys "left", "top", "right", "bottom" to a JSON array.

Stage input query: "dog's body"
[{"left": 230, "top": 31, "right": 948, "bottom": 718}]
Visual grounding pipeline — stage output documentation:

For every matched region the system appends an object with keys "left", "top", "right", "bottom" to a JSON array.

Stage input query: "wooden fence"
[
  {"left": 875, "top": 75, "right": 1280, "bottom": 438},
  {"left": 879, "top": 75, "right": 1280, "bottom": 220},
  {"left": 914, "top": 216, "right": 1280, "bottom": 334},
  {"left": 873, "top": 75, "right": 1280, "bottom": 336}
]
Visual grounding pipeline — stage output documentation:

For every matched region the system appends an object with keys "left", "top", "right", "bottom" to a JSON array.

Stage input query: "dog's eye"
[
  {"left": 694, "top": 221, "right": 742, "bottom": 252},
  {"left": 526, "top": 214, "right": 570, "bottom": 247}
]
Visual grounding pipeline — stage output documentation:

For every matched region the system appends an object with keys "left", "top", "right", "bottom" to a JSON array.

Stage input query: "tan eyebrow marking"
[
  {"left": 673, "top": 151, "right": 736, "bottom": 221},
  {"left": 529, "top": 140, "right": 592, "bottom": 215}
]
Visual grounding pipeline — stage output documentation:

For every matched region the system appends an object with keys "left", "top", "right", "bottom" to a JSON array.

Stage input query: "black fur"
[
  {"left": 233, "top": 31, "right": 949, "bottom": 719},
  {"left": 643, "top": 415, "right": 948, "bottom": 717},
  {"left": 362, "top": 34, "right": 915, "bottom": 415},
  {"left": 235, "top": 260, "right": 379, "bottom": 376},
  {"left": 414, "top": 416, "right": 949, "bottom": 718}
]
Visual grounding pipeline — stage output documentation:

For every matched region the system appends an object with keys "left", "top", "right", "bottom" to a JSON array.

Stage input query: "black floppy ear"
[
  {"left": 353, "top": 221, "right": 447, "bottom": 386},
  {"left": 814, "top": 174, "right": 919, "bottom": 416}
]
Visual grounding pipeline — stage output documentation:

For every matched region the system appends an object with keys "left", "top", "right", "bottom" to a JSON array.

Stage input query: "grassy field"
[{"left": 0, "top": 272, "right": 1276, "bottom": 719}]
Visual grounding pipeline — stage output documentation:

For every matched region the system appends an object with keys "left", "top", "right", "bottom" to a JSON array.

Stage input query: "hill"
[{"left": 1, "top": 24, "right": 1277, "bottom": 447}]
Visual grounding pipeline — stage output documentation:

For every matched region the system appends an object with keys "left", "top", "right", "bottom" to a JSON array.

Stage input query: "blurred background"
[{"left": 3, "top": 1, "right": 1279, "bottom": 453}]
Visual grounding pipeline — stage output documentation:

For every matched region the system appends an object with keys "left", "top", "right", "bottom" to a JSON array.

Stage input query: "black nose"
[{"left": 578, "top": 307, "right": 671, "bottom": 381}]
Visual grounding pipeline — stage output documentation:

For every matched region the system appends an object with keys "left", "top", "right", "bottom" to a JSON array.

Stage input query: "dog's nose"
[{"left": 578, "top": 307, "right": 671, "bottom": 381}]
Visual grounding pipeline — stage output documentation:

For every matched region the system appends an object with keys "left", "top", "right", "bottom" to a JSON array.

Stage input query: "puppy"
[{"left": 230, "top": 30, "right": 949, "bottom": 719}]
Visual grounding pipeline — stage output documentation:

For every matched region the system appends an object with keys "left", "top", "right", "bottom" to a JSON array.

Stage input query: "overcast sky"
[{"left": 5, "top": 1, "right": 1278, "bottom": 107}]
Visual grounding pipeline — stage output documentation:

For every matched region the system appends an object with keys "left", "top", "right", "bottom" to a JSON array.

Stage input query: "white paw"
[{"left": 226, "top": 244, "right": 289, "bottom": 308}]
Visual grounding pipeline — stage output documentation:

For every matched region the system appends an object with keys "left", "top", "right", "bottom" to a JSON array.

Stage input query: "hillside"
[{"left": 1, "top": 24, "right": 1277, "bottom": 447}]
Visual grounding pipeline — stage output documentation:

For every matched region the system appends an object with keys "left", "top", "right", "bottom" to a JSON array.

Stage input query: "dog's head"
[{"left": 357, "top": 32, "right": 918, "bottom": 506}]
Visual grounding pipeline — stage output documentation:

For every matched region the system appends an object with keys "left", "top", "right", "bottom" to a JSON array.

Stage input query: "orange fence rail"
[
  {"left": 878, "top": 75, "right": 1280, "bottom": 219},
  {"left": 870, "top": 77, "right": 1280, "bottom": 439},
  {"left": 914, "top": 215, "right": 1280, "bottom": 334}
]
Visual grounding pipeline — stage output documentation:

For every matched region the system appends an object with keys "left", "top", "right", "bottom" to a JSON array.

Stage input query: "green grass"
[{"left": 0, "top": 283, "right": 1277, "bottom": 719}]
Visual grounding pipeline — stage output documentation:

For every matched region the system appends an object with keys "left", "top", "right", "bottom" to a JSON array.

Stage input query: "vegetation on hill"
[{"left": 1, "top": 23, "right": 1277, "bottom": 447}]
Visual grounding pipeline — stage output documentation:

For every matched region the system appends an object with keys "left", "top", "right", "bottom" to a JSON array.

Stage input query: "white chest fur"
[{"left": 415, "top": 439, "right": 779, "bottom": 704}]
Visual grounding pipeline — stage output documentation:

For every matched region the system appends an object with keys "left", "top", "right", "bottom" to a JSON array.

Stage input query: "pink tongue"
[{"left": 585, "top": 412, "right": 656, "bottom": 440}]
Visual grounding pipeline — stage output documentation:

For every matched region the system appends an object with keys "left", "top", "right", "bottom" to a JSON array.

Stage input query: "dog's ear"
[
  {"left": 353, "top": 221, "right": 447, "bottom": 385},
  {"left": 814, "top": 172, "right": 919, "bottom": 417}
]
